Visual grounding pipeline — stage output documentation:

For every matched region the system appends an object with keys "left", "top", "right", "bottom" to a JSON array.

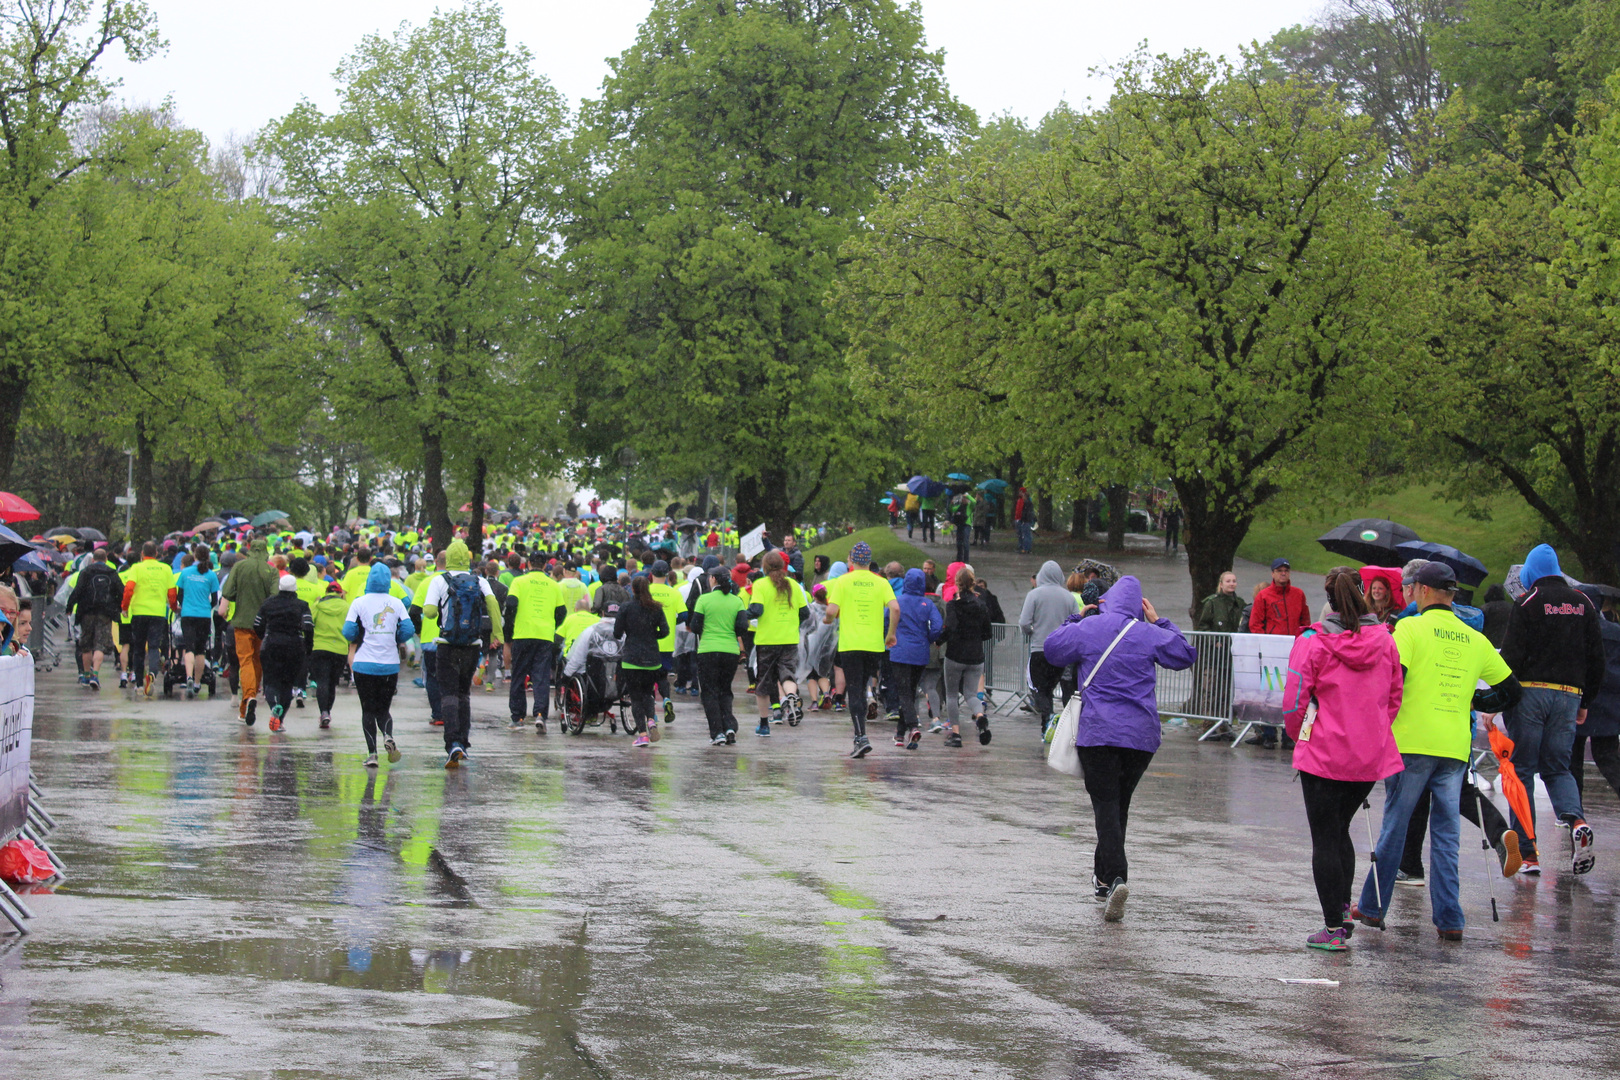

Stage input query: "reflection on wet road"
[{"left": 4, "top": 670, "right": 1620, "bottom": 1078}]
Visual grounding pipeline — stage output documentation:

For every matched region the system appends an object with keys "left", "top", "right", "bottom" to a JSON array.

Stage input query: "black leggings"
[
  {"left": 261, "top": 645, "right": 303, "bottom": 714},
  {"left": 838, "top": 650, "right": 883, "bottom": 740},
  {"left": 1077, "top": 745, "right": 1154, "bottom": 886},
  {"left": 624, "top": 666, "right": 660, "bottom": 733},
  {"left": 353, "top": 671, "right": 397, "bottom": 754},
  {"left": 309, "top": 650, "right": 346, "bottom": 713},
  {"left": 697, "top": 651, "right": 740, "bottom": 738},
  {"left": 1299, "top": 771, "right": 1373, "bottom": 928},
  {"left": 891, "top": 661, "right": 924, "bottom": 735}
]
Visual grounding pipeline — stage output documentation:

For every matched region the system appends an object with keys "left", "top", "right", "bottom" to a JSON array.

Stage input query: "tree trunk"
[
  {"left": 469, "top": 456, "right": 488, "bottom": 555},
  {"left": 1070, "top": 498, "right": 1087, "bottom": 539},
  {"left": 356, "top": 463, "right": 370, "bottom": 521},
  {"left": 0, "top": 367, "right": 25, "bottom": 489},
  {"left": 170, "top": 458, "right": 214, "bottom": 533},
  {"left": 132, "top": 420, "right": 156, "bottom": 544},
  {"left": 734, "top": 469, "right": 794, "bottom": 548},
  {"left": 401, "top": 472, "right": 416, "bottom": 529},
  {"left": 1175, "top": 476, "right": 1258, "bottom": 621},
  {"left": 422, "top": 429, "right": 452, "bottom": 551},
  {"left": 1005, "top": 453, "right": 1022, "bottom": 530},
  {"left": 1038, "top": 494, "right": 1055, "bottom": 533},
  {"left": 695, "top": 476, "right": 711, "bottom": 520},
  {"left": 1105, "top": 485, "right": 1128, "bottom": 552}
]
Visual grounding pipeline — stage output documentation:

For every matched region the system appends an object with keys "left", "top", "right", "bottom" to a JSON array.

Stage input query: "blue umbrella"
[
  {"left": 977, "top": 478, "right": 1010, "bottom": 493},
  {"left": 12, "top": 549, "right": 49, "bottom": 573},
  {"left": 0, "top": 523, "right": 32, "bottom": 566},
  {"left": 879, "top": 497, "right": 895, "bottom": 506},
  {"left": 1395, "top": 540, "right": 1489, "bottom": 588},
  {"left": 907, "top": 475, "right": 947, "bottom": 498},
  {"left": 946, "top": 472, "right": 972, "bottom": 482}
]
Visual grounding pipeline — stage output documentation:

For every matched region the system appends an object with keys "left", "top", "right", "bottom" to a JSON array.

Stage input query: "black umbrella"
[
  {"left": 0, "top": 523, "right": 32, "bottom": 566},
  {"left": 674, "top": 518, "right": 700, "bottom": 530},
  {"left": 77, "top": 526, "right": 107, "bottom": 541},
  {"left": 43, "top": 526, "right": 82, "bottom": 539},
  {"left": 1579, "top": 583, "right": 1620, "bottom": 601},
  {"left": 1316, "top": 518, "right": 1421, "bottom": 568}
]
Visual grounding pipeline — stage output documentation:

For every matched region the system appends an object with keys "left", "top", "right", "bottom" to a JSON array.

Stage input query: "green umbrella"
[{"left": 251, "top": 510, "right": 291, "bottom": 527}]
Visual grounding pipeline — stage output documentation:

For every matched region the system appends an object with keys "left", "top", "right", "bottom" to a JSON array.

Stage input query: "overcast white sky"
[{"left": 100, "top": 0, "right": 1326, "bottom": 147}]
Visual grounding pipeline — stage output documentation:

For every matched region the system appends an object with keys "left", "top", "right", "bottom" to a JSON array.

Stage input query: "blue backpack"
[{"left": 440, "top": 572, "right": 487, "bottom": 646}]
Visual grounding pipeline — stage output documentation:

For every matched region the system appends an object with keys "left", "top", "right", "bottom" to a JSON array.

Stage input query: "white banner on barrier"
[
  {"left": 1228, "top": 632, "right": 1294, "bottom": 728},
  {"left": 739, "top": 523, "right": 767, "bottom": 560},
  {"left": 0, "top": 654, "right": 34, "bottom": 845}
]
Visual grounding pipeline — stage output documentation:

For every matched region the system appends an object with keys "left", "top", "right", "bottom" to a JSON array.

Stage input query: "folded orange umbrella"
[{"left": 1489, "top": 727, "right": 1536, "bottom": 844}]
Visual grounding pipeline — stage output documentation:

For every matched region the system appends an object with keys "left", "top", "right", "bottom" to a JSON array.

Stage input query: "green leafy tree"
[
  {"left": 0, "top": 0, "right": 161, "bottom": 486},
  {"left": 839, "top": 54, "right": 1430, "bottom": 603},
  {"left": 565, "top": 0, "right": 972, "bottom": 538},
  {"left": 259, "top": 0, "right": 572, "bottom": 549}
]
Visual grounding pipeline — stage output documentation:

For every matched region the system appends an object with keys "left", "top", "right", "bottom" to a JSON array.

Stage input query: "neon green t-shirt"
[
  {"left": 559, "top": 610, "right": 599, "bottom": 655},
  {"left": 826, "top": 569, "right": 890, "bottom": 653},
  {"left": 694, "top": 590, "right": 747, "bottom": 654},
  {"left": 650, "top": 581, "right": 683, "bottom": 654},
  {"left": 508, "top": 570, "right": 564, "bottom": 640},
  {"left": 341, "top": 564, "right": 372, "bottom": 599},
  {"left": 125, "top": 558, "right": 175, "bottom": 617},
  {"left": 750, "top": 577, "right": 805, "bottom": 646},
  {"left": 413, "top": 572, "right": 442, "bottom": 643},
  {"left": 1391, "top": 606, "right": 1512, "bottom": 761}
]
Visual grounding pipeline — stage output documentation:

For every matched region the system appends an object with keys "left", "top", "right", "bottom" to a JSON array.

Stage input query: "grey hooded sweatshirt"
[{"left": 1018, "top": 560, "right": 1080, "bottom": 652}]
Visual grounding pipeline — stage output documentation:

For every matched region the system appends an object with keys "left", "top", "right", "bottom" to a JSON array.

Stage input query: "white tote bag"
[{"left": 1046, "top": 621, "right": 1134, "bottom": 777}]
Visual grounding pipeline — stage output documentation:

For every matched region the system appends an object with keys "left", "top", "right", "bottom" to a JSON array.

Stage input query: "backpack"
[
  {"left": 84, "top": 567, "right": 115, "bottom": 615},
  {"left": 439, "top": 572, "right": 487, "bottom": 646}
]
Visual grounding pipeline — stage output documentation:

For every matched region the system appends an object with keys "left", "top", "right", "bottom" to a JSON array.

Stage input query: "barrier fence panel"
[
  {"left": 983, "top": 623, "right": 1030, "bottom": 716},
  {"left": 1156, "top": 630, "right": 1237, "bottom": 727},
  {"left": 0, "top": 654, "right": 34, "bottom": 846}
]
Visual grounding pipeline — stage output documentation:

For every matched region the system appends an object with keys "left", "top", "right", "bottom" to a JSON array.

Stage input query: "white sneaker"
[{"left": 363, "top": 753, "right": 379, "bottom": 768}]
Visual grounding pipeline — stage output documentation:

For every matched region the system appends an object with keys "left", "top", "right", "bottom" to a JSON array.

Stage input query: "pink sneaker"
[{"left": 632, "top": 733, "right": 651, "bottom": 748}]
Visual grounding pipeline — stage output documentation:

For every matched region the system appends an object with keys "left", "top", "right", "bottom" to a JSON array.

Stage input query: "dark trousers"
[
  {"left": 353, "top": 671, "right": 397, "bottom": 754},
  {"left": 676, "top": 650, "right": 697, "bottom": 690},
  {"left": 1078, "top": 745, "right": 1155, "bottom": 886},
  {"left": 624, "top": 666, "right": 660, "bottom": 732},
  {"left": 879, "top": 654, "right": 899, "bottom": 716},
  {"left": 1400, "top": 776, "right": 1512, "bottom": 877},
  {"left": 1574, "top": 734, "right": 1620, "bottom": 800},
  {"left": 1300, "top": 771, "right": 1374, "bottom": 927},
  {"left": 261, "top": 645, "right": 302, "bottom": 714},
  {"left": 697, "top": 651, "right": 740, "bottom": 737},
  {"left": 891, "top": 661, "right": 924, "bottom": 735},
  {"left": 1029, "top": 649, "right": 1064, "bottom": 723},
  {"left": 422, "top": 647, "right": 442, "bottom": 720},
  {"left": 954, "top": 527, "right": 970, "bottom": 563},
  {"left": 309, "top": 650, "right": 346, "bottom": 713},
  {"left": 839, "top": 650, "right": 883, "bottom": 740},
  {"left": 905, "top": 510, "right": 918, "bottom": 538},
  {"left": 128, "top": 614, "right": 167, "bottom": 679},
  {"left": 920, "top": 509, "right": 935, "bottom": 543},
  {"left": 437, "top": 644, "right": 481, "bottom": 752},
  {"left": 508, "top": 639, "right": 555, "bottom": 721}
]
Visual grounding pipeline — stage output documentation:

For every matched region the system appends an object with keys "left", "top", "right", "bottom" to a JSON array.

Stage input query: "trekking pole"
[
  {"left": 1362, "top": 800, "right": 1385, "bottom": 931},
  {"left": 1470, "top": 771, "right": 1501, "bottom": 923}
]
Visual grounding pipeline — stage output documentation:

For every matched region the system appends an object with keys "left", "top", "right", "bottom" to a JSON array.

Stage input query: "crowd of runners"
[{"left": 10, "top": 505, "right": 1619, "bottom": 952}]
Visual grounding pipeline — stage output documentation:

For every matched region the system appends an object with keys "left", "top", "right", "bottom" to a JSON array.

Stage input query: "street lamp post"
[{"left": 618, "top": 447, "right": 638, "bottom": 538}]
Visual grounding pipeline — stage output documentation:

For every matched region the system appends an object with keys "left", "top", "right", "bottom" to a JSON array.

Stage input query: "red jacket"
[{"left": 1249, "top": 582, "right": 1310, "bottom": 636}]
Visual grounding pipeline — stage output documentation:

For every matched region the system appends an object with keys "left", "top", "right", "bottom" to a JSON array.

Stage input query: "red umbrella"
[
  {"left": 1489, "top": 728, "right": 1536, "bottom": 845},
  {"left": 0, "top": 492, "right": 39, "bottom": 523},
  {"left": 459, "top": 502, "right": 492, "bottom": 512}
]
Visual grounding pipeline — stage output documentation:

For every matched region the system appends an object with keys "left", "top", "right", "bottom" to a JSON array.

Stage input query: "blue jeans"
[
  {"left": 1358, "top": 754, "right": 1466, "bottom": 930},
  {"left": 1505, "top": 686, "right": 1584, "bottom": 857},
  {"left": 1017, "top": 521, "right": 1033, "bottom": 553}
]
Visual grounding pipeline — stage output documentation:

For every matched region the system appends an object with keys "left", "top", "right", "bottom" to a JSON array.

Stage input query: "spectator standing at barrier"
[
  {"left": 1196, "top": 572, "right": 1245, "bottom": 633},
  {"left": 1246, "top": 558, "right": 1310, "bottom": 748},
  {"left": 1021, "top": 560, "right": 1081, "bottom": 740},
  {"left": 1500, "top": 544, "right": 1606, "bottom": 875},
  {"left": 1043, "top": 576, "right": 1196, "bottom": 921}
]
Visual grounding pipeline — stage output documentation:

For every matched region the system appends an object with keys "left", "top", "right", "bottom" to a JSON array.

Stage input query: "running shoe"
[
  {"left": 975, "top": 715, "right": 991, "bottom": 745},
  {"left": 1394, "top": 869, "right": 1425, "bottom": 887},
  {"left": 746, "top": 684, "right": 756, "bottom": 695},
  {"left": 87, "top": 674, "right": 99, "bottom": 691},
  {"left": 648, "top": 720, "right": 661, "bottom": 743},
  {"left": 1570, "top": 818, "right": 1596, "bottom": 875},
  {"left": 866, "top": 701, "right": 879, "bottom": 721},
  {"left": 1042, "top": 719, "right": 1055, "bottom": 744},
  {"left": 385, "top": 737, "right": 400, "bottom": 763},
  {"left": 755, "top": 722, "right": 772, "bottom": 738},
  {"left": 1496, "top": 830, "right": 1522, "bottom": 877},
  {"left": 119, "top": 672, "right": 129, "bottom": 689},
  {"left": 430, "top": 717, "right": 444, "bottom": 727},
  {"left": 269, "top": 705, "right": 284, "bottom": 732},
  {"left": 1437, "top": 928, "right": 1463, "bottom": 942},
  {"left": 509, "top": 716, "right": 526, "bottom": 730},
  {"left": 143, "top": 673, "right": 154, "bottom": 699},
  {"left": 906, "top": 728, "right": 921, "bottom": 750},
  {"left": 1102, "top": 878, "right": 1129, "bottom": 922},
  {"left": 784, "top": 693, "right": 802, "bottom": 726},
  {"left": 245, "top": 700, "right": 257, "bottom": 727},
  {"left": 633, "top": 733, "right": 651, "bottom": 748},
  {"left": 664, "top": 700, "right": 675, "bottom": 726},
  {"left": 725, "top": 730, "right": 736, "bottom": 745},
  {"left": 319, "top": 711, "right": 331, "bottom": 729},
  {"left": 1518, "top": 860, "right": 1541, "bottom": 876},
  {"left": 1306, "top": 926, "right": 1349, "bottom": 951},
  {"left": 893, "top": 734, "right": 907, "bottom": 747},
  {"left": 1093, "top": 878, "right": 1110, "bottom": 899},
  {"left": 711, "top": 732, "right": 727, "bottom": 746},
  {"left": 78, "top": 673, "right": 88, "bottom": 687},
  {"left": 363, "top": 753, "right": 379, "bottom": 768},
  {"left": 1340, "top": 905, "right": 1354, "bottom": 938},
  {"left": 1350, "top": 904, "right": 1383, "bottom": 929},
  {"left": 770, "top": 708, "right": 784, "bottom": 726},
  {"left": 928, "top": 721, "right": 945, "bottom": 734},
  {"left": 294, "top": 693, "right": 304, "bottom": 709},
  {"left": 447, "top": 744, "right": 466, "bottom": 768},
  {"left": 413, "top": 677, "right": 426, "bottom": 688},
  {"left": 850, "top": 736, "right": 872, "bottom": 759},
  {"left": 534, "top": 715, "right": 548, "bottom": 735},
  {"left": 944, "top": 732, "right": 963, "bottom": 748},
  {"left": 833, "top": 698, "right": 845, "bottom": 712}
]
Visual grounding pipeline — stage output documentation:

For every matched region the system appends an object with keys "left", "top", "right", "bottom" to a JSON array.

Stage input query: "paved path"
[{"left": 4, "top": 665, "right": 1618, "bottom": 1078}]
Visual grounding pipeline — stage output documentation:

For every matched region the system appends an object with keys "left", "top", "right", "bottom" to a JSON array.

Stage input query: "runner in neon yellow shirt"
[
  {"left": 823, "top": 541, "right": 899, "bottom": 758},
  {"left": 747, "top": 551, "right": 808, "bottom": 730}
]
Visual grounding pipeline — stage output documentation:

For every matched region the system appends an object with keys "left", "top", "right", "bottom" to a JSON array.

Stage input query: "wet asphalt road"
[{"left": 4, "top": 665, "right": 1620, "bottom": 1080}]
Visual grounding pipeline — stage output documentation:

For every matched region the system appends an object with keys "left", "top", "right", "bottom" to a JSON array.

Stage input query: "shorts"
[
  {"left": 180, "top": 616, "right": 211, "bottom": 654},
  {"left": 79, "top": 613, "right": 115, "bottom": 653},
  {"left": 753, "top": 644, "right": 798, "bottom": 697}
]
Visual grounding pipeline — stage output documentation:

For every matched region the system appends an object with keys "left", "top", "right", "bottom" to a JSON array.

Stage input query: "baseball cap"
[
  {"left": 1270, "top": 558, "right": 1291, "bottom": 570},
  {"left": 1413, "top": 561, "right": 1458, "bottom": 590},
  {"left": 651, "top": 559, "right": 670, "bottom": 576},
  {"left": 850, "top": 541, "right": 873, "bottom": 564}
]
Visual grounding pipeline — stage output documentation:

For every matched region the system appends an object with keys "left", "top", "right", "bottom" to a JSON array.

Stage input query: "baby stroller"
[
  {"left": 559, "top": 655, "right": 630, "bottom": 735},
  {"left": 162, "top": 618, "right": 218, "bottom": 699}
]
